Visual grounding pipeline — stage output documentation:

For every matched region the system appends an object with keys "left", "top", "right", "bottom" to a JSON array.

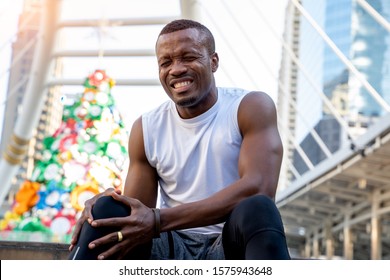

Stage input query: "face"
[{"left": 156, "top": 28, "right": 219, "bottom": 118}]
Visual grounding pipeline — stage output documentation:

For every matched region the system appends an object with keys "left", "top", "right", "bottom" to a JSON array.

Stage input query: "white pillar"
[
  {"left": 325, "top": 220, "right": 334, "bottom": 259},
  {"left": 371, "top": 189, "right": 382, "bottom": 260},
  {"left": 304, "top": 236, "right": 311, "bottom": 259},
  {"left": 312, "top": 231, "right": 320, "bottom": 259},
  {"left": 343, "top": 215, "right": 354, "bottom": 259},
  {"left": 0, "top": 0, "right": 61, "bottom": 205}
]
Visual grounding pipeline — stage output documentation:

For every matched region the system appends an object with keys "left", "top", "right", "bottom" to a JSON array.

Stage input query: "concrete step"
[{"left": 0, "top": 241, "right": 69, "bottom": 260}]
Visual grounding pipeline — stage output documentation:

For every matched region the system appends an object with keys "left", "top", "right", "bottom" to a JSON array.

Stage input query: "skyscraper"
[
  {"left": 324, "top": 0, "right": 390, "bottom": 120},
  {"left": 279, "top": 0, "right": 390, "bottom": 182}
]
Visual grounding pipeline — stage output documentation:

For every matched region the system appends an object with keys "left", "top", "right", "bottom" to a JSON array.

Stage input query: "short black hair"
[{"left": 158, "top": 19, "right": 215, "bottom": 54}]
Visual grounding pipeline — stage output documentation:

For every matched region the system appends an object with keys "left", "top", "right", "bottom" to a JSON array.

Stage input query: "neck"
[{"left": 176, "top": 86, "right": 218, "bottom": 119}]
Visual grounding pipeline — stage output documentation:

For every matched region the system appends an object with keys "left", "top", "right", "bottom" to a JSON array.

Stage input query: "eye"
[
  {"left": 183, "top": 56, "right": 197, "bottom": 62},
  {"left": 159, "top": 60, "right": 171, "bottom": 68}
]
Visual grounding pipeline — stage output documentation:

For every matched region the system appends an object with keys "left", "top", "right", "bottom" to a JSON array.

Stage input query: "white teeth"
[{"left": 174, "top": 81, "right": 191, "bottom": 89}]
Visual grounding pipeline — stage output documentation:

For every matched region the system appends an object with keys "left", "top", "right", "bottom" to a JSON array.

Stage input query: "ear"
[{"left": 211, "top": 52, "right": 219, "bottom": 73}]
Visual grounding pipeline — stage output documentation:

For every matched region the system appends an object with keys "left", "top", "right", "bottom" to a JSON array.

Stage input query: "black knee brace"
[
  {"left": 222, "top": 195, "right": 290, "bottom": 260},
  {"left": 68, "top": 196, "right": 130, "bottom": 260}
]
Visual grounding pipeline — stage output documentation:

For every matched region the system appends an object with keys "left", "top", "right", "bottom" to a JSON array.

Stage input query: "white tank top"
[{"left": 142, "top": 87, "right": 250, "bottom": 234}]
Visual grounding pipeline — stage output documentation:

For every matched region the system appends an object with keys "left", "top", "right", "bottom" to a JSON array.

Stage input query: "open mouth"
[
  {"left": 171, "top": 79, "right": 193, "bottom": 89},
  {"left": 174, "top": 81, "right": 191, "bottom": 89}
]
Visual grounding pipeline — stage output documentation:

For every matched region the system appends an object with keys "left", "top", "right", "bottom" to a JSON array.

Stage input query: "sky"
[{"left": 0, "top": 0, "right": 288, "bottom": 135}]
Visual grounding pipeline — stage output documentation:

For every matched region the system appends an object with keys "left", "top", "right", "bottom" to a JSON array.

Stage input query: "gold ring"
[{"left": 117, "top": 231, "right": 123, "bottom": 242}]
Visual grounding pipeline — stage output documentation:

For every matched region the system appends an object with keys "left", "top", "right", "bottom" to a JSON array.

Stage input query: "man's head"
[
  {"left": 155, "top": 19, "right": 219, "bottom": 118},
  {"left": 158, "top": 19, "right": 215, "bottom": 55}
]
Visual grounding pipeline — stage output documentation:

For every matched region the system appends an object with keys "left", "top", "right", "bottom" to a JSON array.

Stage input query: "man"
[{"left": 68, "top": 19, "right": 290, "bottom": 260}]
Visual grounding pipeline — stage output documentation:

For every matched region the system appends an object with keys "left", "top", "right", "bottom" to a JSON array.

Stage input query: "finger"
[
  {"left": 98, "top": 243, "right": 130, "bottom": 260},
  {"left": 115, "top": 243, "right": 135, "bottom": 260},
  {"left": 105, "top": 187, "right": 117, "bottom": 196},
  {"left": 89, "top": 231, "right": 126, "bottom": 259},
  {"left": 85, "top": 207, "right": 94, "bottom": 223},
  {"left": 110, "top": 190, "right": 125, "bottom": 201},
  {"left": 91, "top": 216, "right": 129, "bottom": 228},
  {"left": 69, "top": 216, "right": 86, "bottom": 248},
  {"left": 89, "top": 230, "right": 118, "bottom": 248},
  {"left": 111, "top": 192, "right": 138, "bottom": 208},
  {"left": 98, "top": 241, "right": 132, "bottom": 260},
  {"left": 83, "top": 200, "right": 96, "bottom": 223},
  {"left": 97, "top": 231, "right": 137, "bottom": 260}
]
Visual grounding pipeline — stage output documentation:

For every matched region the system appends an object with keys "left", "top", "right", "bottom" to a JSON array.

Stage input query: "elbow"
[
  {"left": 274, "top": 135, "right": 284, "bottom": 159},
  {"left": 257, "top": 179, "right": 277, "bottom": 200},
  {"left": 243, "top": 175, "right": 276, "bottom": 200},
  {"left": 245, "top": 166, "right": 281, "bottom": 200}
]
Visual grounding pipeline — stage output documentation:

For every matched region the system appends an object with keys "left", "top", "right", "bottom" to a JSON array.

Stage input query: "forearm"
[
  {"left": 159, "top": 178, "right": 262, "bottom": 232},
  {"left": 159, "top": 149, "right": 281, "bottom": 232}
]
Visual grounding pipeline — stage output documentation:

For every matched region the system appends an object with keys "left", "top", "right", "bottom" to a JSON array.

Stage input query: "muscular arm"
[
  {"left": 160, "top": 91, "right": 283, "bottom": 231},
  {"left": 123, "top": 117, "right": 159, "bottom": 207}
]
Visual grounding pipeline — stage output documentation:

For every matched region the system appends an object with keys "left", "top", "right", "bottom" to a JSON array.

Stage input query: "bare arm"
[
  {"left": 123, "top": 116, "right": 159, "bottom": 206},
  {"left": 160, "top": 91, "right": 283, "bottom": 231}
]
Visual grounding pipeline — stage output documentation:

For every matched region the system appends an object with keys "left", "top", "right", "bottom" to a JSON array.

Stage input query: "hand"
[
  {"left": 87, "top": 191, "right": 155, "bottom": 260},
  {"left": 68, "top": 187, "right": 121, "bottom": 251}
]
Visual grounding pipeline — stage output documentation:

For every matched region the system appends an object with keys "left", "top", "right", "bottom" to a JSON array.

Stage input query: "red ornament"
[{"left": 88, "top": 70, "right": 108, "bottom": 87}]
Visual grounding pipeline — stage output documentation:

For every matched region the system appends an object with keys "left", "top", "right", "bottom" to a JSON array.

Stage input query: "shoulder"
[
  {"left": 238, "top": 91, "right": 278, "bottom": 131},
  {"left": 240, "top": 91, "right": 276, "bottom": 111}
]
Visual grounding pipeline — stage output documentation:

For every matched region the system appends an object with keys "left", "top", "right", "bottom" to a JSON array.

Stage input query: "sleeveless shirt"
[{"left": 142, "top": 87, "right": 250, "bottom": 234}]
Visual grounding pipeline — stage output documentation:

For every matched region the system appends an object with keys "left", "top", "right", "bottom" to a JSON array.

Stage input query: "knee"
[
  {"left": 233, "top": 195, "right": 276, "bottom": 217},
  {"left": 229, "top": 195, "right": 283, "bottom": 230},
  {"left": 92, "top": 196, "right": 130, "bottom": 219}
]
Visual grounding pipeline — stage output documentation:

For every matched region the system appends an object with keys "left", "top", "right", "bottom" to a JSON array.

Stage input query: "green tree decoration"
[{"left": 0, "top": 70, "right": 129, "bottom": 243}]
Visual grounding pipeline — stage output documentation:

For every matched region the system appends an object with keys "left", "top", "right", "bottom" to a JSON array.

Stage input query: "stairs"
[{"left": 0, "top": 241, "right": 68, "bottom": 260}]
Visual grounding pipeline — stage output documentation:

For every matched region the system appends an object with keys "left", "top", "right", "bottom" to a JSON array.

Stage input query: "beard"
[{"left": 176, "top": 96, "right": 199, "bottom": 108}]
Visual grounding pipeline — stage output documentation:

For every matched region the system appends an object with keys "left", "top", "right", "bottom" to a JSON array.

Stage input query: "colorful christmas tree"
[{"left": 0, "top": 70, "right": 129, "bottom": 243}]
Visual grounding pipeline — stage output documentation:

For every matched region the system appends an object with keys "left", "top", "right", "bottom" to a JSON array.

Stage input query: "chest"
[{"left": 154, "top": 113, "right": 242, "bottom": 177}]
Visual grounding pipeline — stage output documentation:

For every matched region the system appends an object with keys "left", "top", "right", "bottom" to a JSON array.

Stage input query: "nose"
[{"left": 170, "top": 60, "right": 187, "bottom": 76}]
